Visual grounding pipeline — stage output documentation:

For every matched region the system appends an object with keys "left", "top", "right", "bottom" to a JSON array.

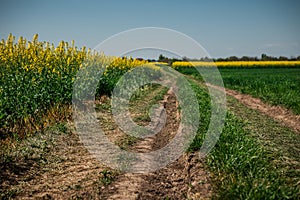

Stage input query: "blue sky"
[{"left": 0, "top": 0, "right": 299, "bottom": 59}]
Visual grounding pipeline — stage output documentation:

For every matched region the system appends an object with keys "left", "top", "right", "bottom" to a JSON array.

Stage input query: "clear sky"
[{"left": 0, "top": 0, "right": 299, "bottom": 59}]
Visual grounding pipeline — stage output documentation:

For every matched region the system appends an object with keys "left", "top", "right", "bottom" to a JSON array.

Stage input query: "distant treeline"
[{"left": 153, "top": 54, "right": 300, "bottom": 64}]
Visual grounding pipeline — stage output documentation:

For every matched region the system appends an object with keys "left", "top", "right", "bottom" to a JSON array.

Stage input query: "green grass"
[
  {"left": 98, "top": 169, "right": 118, "bottom": 186},
  {"left": 186, "top": 80, "right": 300, "bottom": 199},
  {"left": 177, "top": 67, "right": 300, "bottom": 114},
  {"left": 207, "top": 115, "right": 299, "bottom": 199},
  {"left": 227, "top": 96, "right": 300, "bottom": 192},
  {"left": 219, "top": 67, "right": 300, "bottom": 115},
  {"left": 129, "top": 84, "right": 168, "bottom": 125}
]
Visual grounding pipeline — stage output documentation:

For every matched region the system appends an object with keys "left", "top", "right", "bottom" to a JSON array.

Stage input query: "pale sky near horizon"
[{"left": 0, "top": 0, "right": 299, "bottom": 59}]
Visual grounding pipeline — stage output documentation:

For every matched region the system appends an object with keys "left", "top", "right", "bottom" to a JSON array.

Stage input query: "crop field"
[
  {"left": 0, "top": 34, "right": 148, "bottom": 138},
  {"left": 219, "top": 67, "right": 300, "bottom": 115},
  {"left": 175, "top": 65, "right": 300, "bottom": 115},
  {"left": 1, "top": 35, "right": 300, "bottom": 199},
  {"left": 175, "top": 65, "right": 300, "bottom": 199}
]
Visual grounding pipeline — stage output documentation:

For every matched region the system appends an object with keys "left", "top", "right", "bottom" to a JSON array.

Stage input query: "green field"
[
  {"left": 177, "top": 67, "right": 300, "bottom": 115},
  {"left": 186, "top": 79, "right": 300, "bottom": 199}
]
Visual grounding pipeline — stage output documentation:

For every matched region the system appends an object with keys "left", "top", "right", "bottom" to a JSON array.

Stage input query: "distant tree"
[
  {"left": 261, "top": 53, "right": 275, "bottom": 61},
  {"left": 182, "top": 56, "right": 189, "bottom": 61},
  {"left": 158, "top": 54, "right": 169, "bottom": 63},
  {"left": 171, "top": 58, "right": 180, "bottom": 63},
  {"left": 147, "top": 59, "right": 156, "bottom": 62},
  {"left": 200, "top": 57, "right": 213, "bottom": 62},
  {"left": 261, "top": 53, "right": 267, "bottom": 61},
  {"left": 158, "top": 54, "right": 165, "bottom": 62},
  {"left": 278, "top": 56, "right": 288, "bottom": 61},
  {"left": 216, "top": 57, "right": 225, "bottom": 61},
  {"left": 241, "top": 56, "right": 250, "bottom": 61},
  {"left": 227, "top": 56, "right": 239, "bottom": 61}
]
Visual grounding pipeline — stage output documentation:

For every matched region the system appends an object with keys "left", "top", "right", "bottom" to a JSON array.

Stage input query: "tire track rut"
[{"left": 107, "top": 88, "right": 211, "bottom": 200}]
